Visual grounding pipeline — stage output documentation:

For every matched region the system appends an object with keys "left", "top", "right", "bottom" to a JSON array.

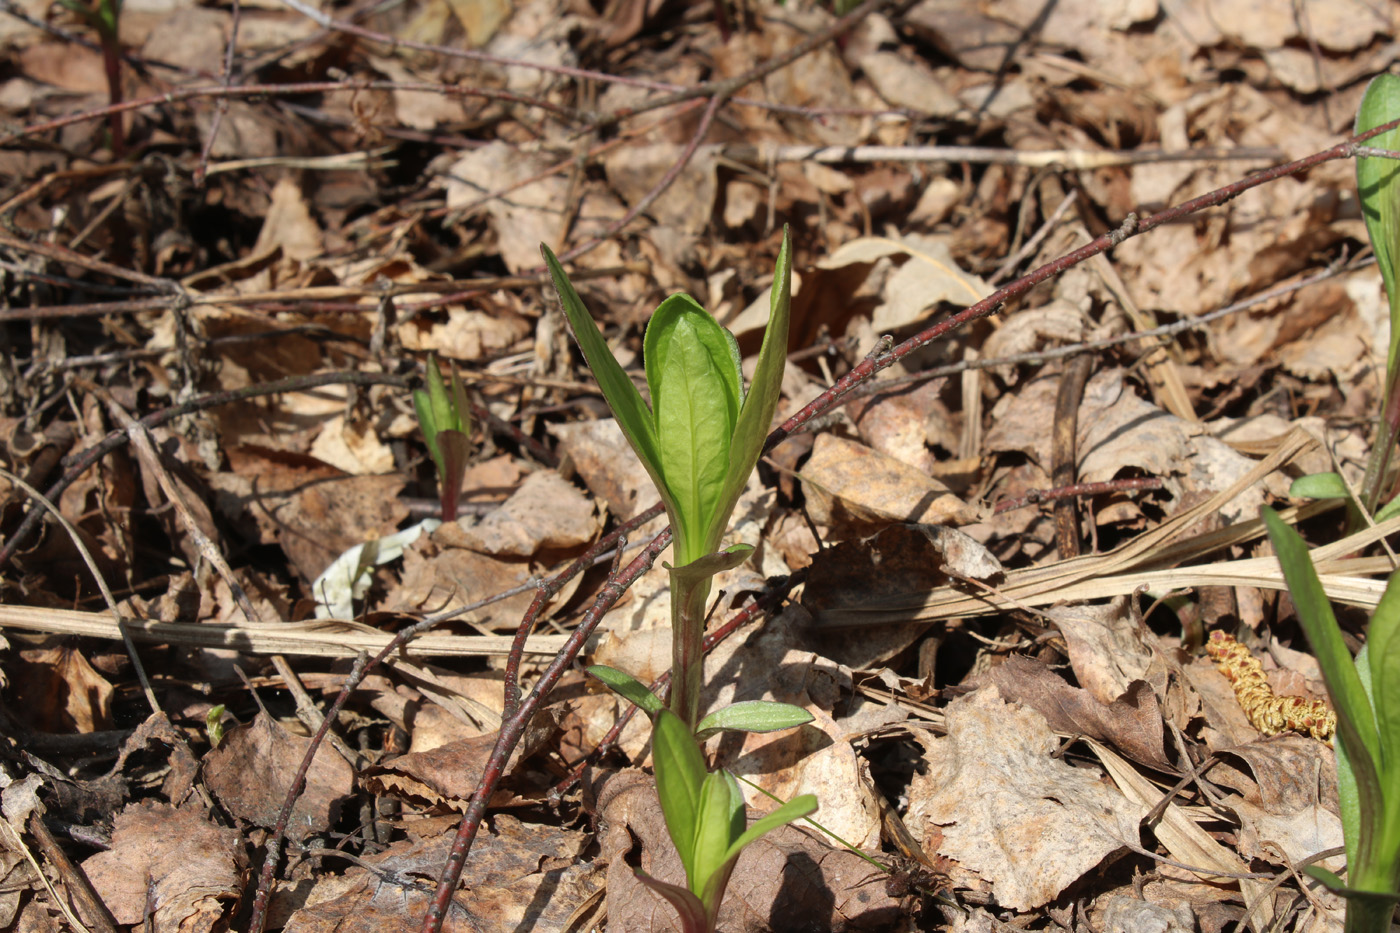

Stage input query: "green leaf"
[
  {"left": 1263, "top": 508, "right": 1386, "bottom": 880},
  {"left": 1367, "top": 576, "right": 1400, "bottom": 887},
  {"left": 1357, "top": 74, "right": 1400, "bottom": 372},
  {"left": 1370, "top": 574, "right": 1400, "bottom": 774},
  {"left": 587, "top": 664, "right": 664, "bottom": 717},
  {"left": 691, "top": 770, "right": 746, "bottom": 912},
  {"left": 542, "top": 245, "right": 674, "bottom": 520},
  {"left": 666, "top": 544, "right": 753, "bottom": 590},
  {"left": 1375, "top": 495, "right": 1400, "bottom": 523},
  {"left": 652, "top": 708, "right": 709, "bottom": 887},
  {"left": 644, "top": 294, "right": 744, "bottom": 563},
  {"left": 708, "top": 226, "right": 793, "bottom": 555},
  {"left": 721, "top": 790, "right": 818, "bottom": 867},
  {"left": 633, "top": 872, "right": 711, "bottom": 933},
  {"left": 1289, "top": 472, "right": 1349, "bottom": 500},
  {"left": 695, "top": 701, "right": 814, "bottom": 740},
  {"left": 412, "top": 388, "right": 442, "bottom": 474}
]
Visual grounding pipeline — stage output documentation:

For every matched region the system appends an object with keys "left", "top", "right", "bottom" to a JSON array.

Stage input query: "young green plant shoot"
[
  {"left": 1263, "top": 508, "right": 1400, "bottom": 933},
  {"left": 412, "top": 355, "right": 472, "bottom": 522},
  {"left": 543, "top": 229, "right": 794, "bottom": 731},
  {"left": 544, "top": 230, "right": 817, "bottom": 932}
]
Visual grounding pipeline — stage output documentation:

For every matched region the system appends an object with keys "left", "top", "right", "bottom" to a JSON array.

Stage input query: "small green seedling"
[
  {"left": 546, "top": 230, "right": 816, "bottom": 931},
  {"left": 543, "top": 229, "right": 793, "bottom": 729},
  {"left": 1264, "top": 507, "right": 1400, "bottom": 932},
  {"left": 412, "top": 355, "right": 472, "bottom": 522}
]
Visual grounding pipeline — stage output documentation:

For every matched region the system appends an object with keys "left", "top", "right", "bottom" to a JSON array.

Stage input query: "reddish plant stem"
[
  {"left": 243, "top": 506, "right": 664, "bottom": 932},
  {"left": 500, "top": 505, "right": 664, "bottom": 718},
  {"left": 192, "top": 0, "right": 241, "bottom": 187},
  {"left": 417, "top": 526, "right": 674, "bottom": 933},
  {"left": 552, "top": 567, "right": 807, "bottom": 797},
  {"left": 992, "top": 477, "right": 1164, "bottom": 515},
  {"left": 245, "top": 653, "right": 369, "bottom": 931}
]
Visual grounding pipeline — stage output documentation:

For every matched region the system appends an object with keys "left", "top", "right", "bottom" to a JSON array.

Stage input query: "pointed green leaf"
[
  {"left": 448, "top": 362, "right": 471, "bottom": 435},
  {"left": 542, "top": 245, "right": 674, "bottom": 519},
  {"left": 652, "top": 708, "right": 709, "bottom": 887},
  {"left": 633, "top": 871, "right": 711, "bottom": 933},
  {"left": 1357, "top": 74, "right": 1400, "bottom": 371},
  {"left": 1376, "top": 494, "right": 1400, "bottom": 523},
  {"left": 426, "top": 356, "right": 453, "bottom": 432},
  {"left": 708, "top": 227, "right": 792, "bottom": 554},
  {"left": 413, "top": 389, "right": 442, "bottom": 474},
  {"left": 644, "top": 294, "right": 743, "bottom": 563},
  {"left": 695, "top": 701, "right": 814, "bottom": 740},
  {"left": 690, "top": 769, "right": 746, "bottom": 910},
  {"left": 1289, "top": 472, "right": 1348, "bottom": 500},
  {"left": 722, "top": 790, "right": 818, "bottom": 867},
  {"left": 1263, "top": 508, "right": 1386, "bottom": 877},
  {"left": 587, "top": 664, "right": 664, "bottom": 717},
  {"left": 1369, "top": 574, "right": 1400, "bottom": 776}
]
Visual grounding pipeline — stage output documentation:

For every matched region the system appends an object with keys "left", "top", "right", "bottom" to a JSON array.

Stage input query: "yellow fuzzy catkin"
[{"left": 1205, "top": 631, "right": 1336, "bottom": 742}]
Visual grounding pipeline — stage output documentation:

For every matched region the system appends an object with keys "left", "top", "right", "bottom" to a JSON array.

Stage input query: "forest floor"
[{"left": 0, "top": 0, "right": 1397, "bottom": 931}]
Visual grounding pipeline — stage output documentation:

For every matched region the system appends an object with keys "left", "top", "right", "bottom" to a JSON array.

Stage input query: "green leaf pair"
[
  {"left": 589, "top": 664, "right": 816, "bottom": 932},
  {"left": 541, "top": 231, "right": 792, "bottom": 568},
  {"left": 412, "top": 355, "right": 472, "bottom": 522},
  {"left": 1263, "top": 508, "right": 1400, "bottom": 931}
]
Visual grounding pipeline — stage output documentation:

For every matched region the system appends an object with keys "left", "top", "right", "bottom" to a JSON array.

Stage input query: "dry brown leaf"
[
  {"left": 81, "top": 801, "right": 244, "bottom": 933},
  {"left": 9, "top": 644, "right": 114, "bottom": 733},
  {"left": 209, "top": 446, "right": 407, "bottom": 585},
  {"left": 985, "top": 655, "right": 1171, "bottom": 770},
  {"left": 443, "top": 469, "right": 600, "bottom": 557},
  {"left": 906, "top": 687, "right": 1147, "bottom": 911},
  {"left": 203, "top": 711, "right": 354, "bottom": 841},
  {"left": 367, "top": 709, "right": 555, "bottom": 806},
  {"left": 443, "top": 142, "right": 568, "bottom": 273},
  {"left": 801, "top": 434, "right": 976, "bottom": 529},
  {"left": 283, "top": 813, "right": 599, "bottom": 933}
]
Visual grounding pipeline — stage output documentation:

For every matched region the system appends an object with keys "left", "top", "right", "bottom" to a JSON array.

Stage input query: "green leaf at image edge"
[
  {"left": 1357, "top": 74, "right": 1400, "bottom": 370},
  {"left": 1262, "top": 508, "right": 1385, "bottom": 878}
]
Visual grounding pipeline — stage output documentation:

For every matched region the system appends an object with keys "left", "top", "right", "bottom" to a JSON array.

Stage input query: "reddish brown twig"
[
  {"left": 551, "top": 566, "right": 808, "bottom": 797},
  {"left": 993, "top": 477, "right": 1165, "bottom": 515},
  {"left": 415, "top": 526, "right": 674, "bottom": 933},
  {"left": 761, "top": 118, "right": 1400, "bottom": 455}
]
